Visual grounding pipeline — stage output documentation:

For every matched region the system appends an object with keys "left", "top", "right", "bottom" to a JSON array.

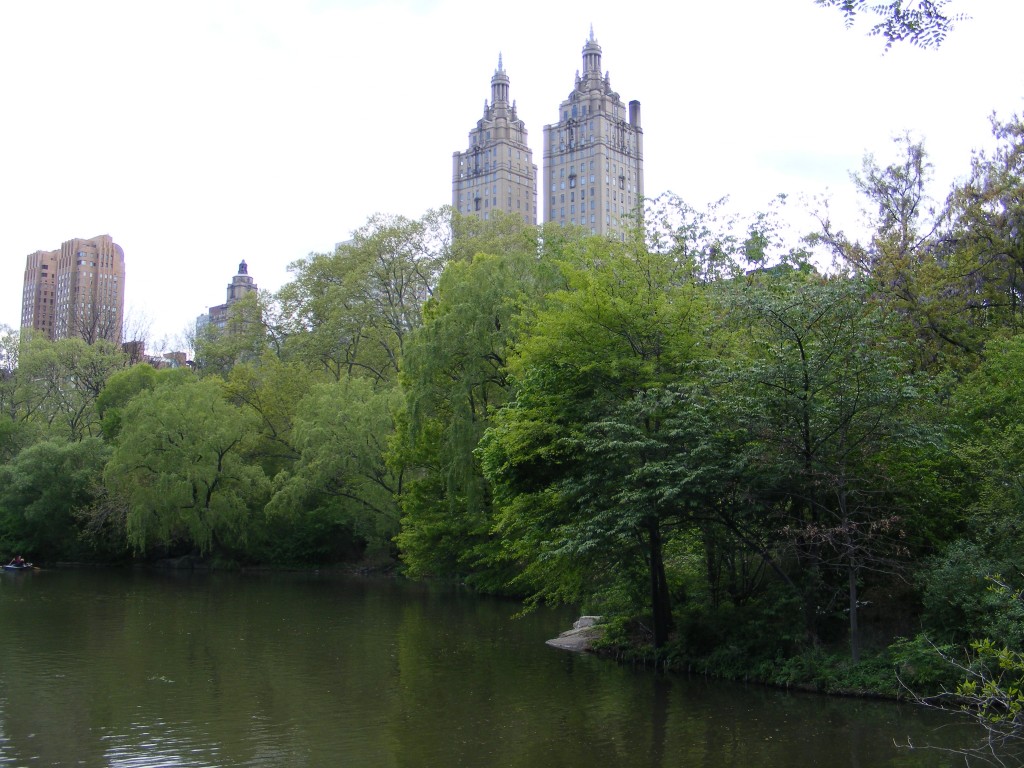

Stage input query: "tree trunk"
[
  {"left": 648, "top": 520, "right": 674, "bottom": 648},
  {"left": 849, "top": 562, "right": 860, "bottom": 664}
]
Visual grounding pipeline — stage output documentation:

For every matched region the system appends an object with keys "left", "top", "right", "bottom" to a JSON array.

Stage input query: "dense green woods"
[{"left": 4, "top": 116, "right": 1024, "bottom": 735}]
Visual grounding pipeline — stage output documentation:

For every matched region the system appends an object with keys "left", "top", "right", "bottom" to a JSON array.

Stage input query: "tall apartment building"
[
  {"left": 452, "top": 55, "right": 538, "bottom": 224},
  {"left": 543, "top": 29, "right": 644, "bottom": 238},
  {"left": 196, "top": 260, "right": 258, "bottom": 333},
  {"left": 21, "top": 234, "right": 125, "bottom": 343}
]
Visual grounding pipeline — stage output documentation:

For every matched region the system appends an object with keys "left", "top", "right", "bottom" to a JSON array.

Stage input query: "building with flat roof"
[
  {"left": 543, "top": 28, "right": 644, "bottom": 238},
  {"left": 452, "top": 55, "right": 538, "bottom": 225},
  {"left": 21, "top": 234, "right": 125, "bottom": 343}
]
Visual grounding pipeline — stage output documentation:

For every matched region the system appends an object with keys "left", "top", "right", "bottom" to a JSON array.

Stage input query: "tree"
[
  {"left": 222, "top": 354, "right": 322, "bottom": 477},
  {"left": 17, "top": 335, "right": 127, "bottom": 441},
  {"left": 193, "top": 290, "right": 283, "bottom": 377},
  {"left": 816, "top": 0, "right": 965, "bottom": 49},
  {"left": 725, "top": 270, "right": 924, "bottom": 659},
  {"left": 279, "top": 209, "right": 450, "bottom": 384},
  {"left": 948, "top": 333, "right": 1024, "bottom": 561},
  {"left": 944, "top": 115, "right": 1024, "bottom": 343},
  {"left": 396, "top": 218, "right": 558, "bottom": 584},
  {"left": 267, "top": 376, "right": 404, "bottom": 559},
  {"left": 480, "top": 236, "right": 704, "bottom": 646},
  {"left": 95, "top": 363, "right": 160, "bottom": 440},
  {"left": 0, "top": 325, "right": 33, "bottom": 461},
  {"left": 811, "top": 136, "right": 975, "bottom": 373},
  {"left": 104, "top": 377, "right": 269, "bottom": 556},
  {"left": 0, "top": 437, "right": 110, "bottom": 558}
]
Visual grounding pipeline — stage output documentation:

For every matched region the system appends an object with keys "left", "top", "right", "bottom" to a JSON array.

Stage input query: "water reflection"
[{"left": 0, "top": 570, "right": 977, "bottom": 767}]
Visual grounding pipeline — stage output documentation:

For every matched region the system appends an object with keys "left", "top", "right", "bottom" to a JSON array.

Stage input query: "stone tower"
[
  {"left": 452, "top": 54, "right": 538, "bottom": 225},
  {"left": 542, "top": 28, "right": 644, "bottom": 238}
]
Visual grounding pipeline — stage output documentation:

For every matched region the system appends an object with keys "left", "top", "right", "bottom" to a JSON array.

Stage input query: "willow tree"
[
  {"left": 104, "top": 377, "right": 268, "bottom": 557},
  {"left": 396, "top": 216, "right": 558, "bottom": 586},
  {"left": 266, "top": 376, "right": 405, "bottom": 560}
]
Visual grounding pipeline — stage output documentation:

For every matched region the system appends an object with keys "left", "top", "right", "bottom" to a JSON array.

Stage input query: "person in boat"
[{"left": 8, "top": 555, "right": 25, "bottom": 567}]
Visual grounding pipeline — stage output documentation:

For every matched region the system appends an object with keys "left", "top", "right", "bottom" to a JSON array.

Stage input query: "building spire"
[
  {"left": 490, "top": 51, "right": 510, "bottom": 106},
  {"left": 582, "top": 26, "right": 602, "bottom": 78}
]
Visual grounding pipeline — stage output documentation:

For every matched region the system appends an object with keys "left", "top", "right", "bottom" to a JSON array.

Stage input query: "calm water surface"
[{"left": 0, "top": 569, "right": 976, "bottom": 767}]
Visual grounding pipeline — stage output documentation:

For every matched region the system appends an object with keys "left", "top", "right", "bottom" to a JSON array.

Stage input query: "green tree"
[
  {"left": 949, "top": 333, "right": 1024, "bottom": 561},
  {"left": 194, "top": 290, "right": 283, "bottom": 377},
  {"left": 0, "top": 325, "right": 35, "bottom": 461},
  {"left": 396, "top": 222, "right": 558, "bottom": 585},
  {"left": 17, "top": 335, "right": 127, "bottom": 441},
  {"left": 279, "top": 209, "right": 450, "bottom": 384},
  {"left": 944, "top": 115, "right": 1024, "bottom": 343},
  {"left": 222, "top": 354, "right": 322, "bottom": 478},
  {"left": 104, "top": 377, "right": 269, "bottom": 557},
  {"left": 95, "top": 363, "right": 160, "bottom": 440},
  {"left": 0, "top": 437, "right": 110, "bottom": 559},
  {"left": 267, "top": 376, "right": 404, "bottom": 559},
  {"left": 480, "top": 236, "right": 704, "bottom": 646},
  {"left": 725, "top": 270, "right": 925, "bottom": 659}
]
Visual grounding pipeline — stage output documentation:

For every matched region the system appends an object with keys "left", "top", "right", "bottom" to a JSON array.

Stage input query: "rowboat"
[{"left": 3, "top": 563, "right": 33, "bottom": 571}]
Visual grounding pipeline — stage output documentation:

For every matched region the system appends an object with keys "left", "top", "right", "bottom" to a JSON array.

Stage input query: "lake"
[{"left": 0, "top": 568, "right": 977, "bottom": 766}]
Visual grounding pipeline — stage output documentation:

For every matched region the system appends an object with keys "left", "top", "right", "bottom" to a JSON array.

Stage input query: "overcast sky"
[{"left": 2, "top": 0, "right": 1022, "bottom": 348}]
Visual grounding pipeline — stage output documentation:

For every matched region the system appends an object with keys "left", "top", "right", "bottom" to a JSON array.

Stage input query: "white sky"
[{"left": 2, "top": 0, "right": 1022, "bottom": 349}]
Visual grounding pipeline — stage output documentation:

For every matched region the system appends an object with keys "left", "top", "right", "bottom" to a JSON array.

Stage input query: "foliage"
[
  {"left": 95, "top": 363, "right": 170, "bottom": 440},
  {"left": 722, "top": 269, "right": 926, "bottom": 659},
  {"left": 278, "top": 209, "right": 450, "bottom": 384},
  {"left": 194, "top": 291, "right": 283, "bottom": 377},
  {"left": 945, "top": 116, "right": 1024, "bottom": 344},
  {"left": 16, "top": 334, "right": 128, "bottom": 441},
  {"left": 0, "top": 437, "right": 111, "bottom": 559},
  {"left": 949, "top": 334, "right": 1024, "bottom": 560},
  {"left": 396, "top": 219, "right": 558, "bottom": 584},
  {"left": 267, "top": 376, "right": 404, "bottom": 556},
  {"left": 104, "top": 377, "right": 269, "bottom": 556},
  {"left": 222, "top": 354, "right": 320, "bottom": 477},
  {"left": 480, "top": 236, "right": 705, "bottom": 646},
  {"left": 816, "top": 0, "right": 965, "bottom": 49}
]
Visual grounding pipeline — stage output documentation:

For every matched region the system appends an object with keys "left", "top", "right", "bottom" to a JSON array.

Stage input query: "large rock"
[{"left": 546, "top": 616, "right": 604, "bottom": 653}]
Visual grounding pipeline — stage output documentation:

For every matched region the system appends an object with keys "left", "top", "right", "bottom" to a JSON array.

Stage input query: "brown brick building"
[{"left": 21, "top": 234, "right": 125, "bottom": 343}]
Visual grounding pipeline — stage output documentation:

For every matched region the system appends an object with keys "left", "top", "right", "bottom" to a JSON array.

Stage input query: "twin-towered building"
[{"left": 452, "top": 28, "right": 644, "bottom": 239}]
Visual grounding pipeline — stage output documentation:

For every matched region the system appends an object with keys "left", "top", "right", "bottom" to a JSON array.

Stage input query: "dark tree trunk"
[
  {"left": 848, "top": 562, "right": 861, "bottom": 664},
  {"left": 648, "top": 520, "right": 674, "bottom": 648}
]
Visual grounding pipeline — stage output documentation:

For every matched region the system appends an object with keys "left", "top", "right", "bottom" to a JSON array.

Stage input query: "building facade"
[
  {"left": 21, "top": 234, "right": 125, "bottom": 343},
  {"left": 197, "top": 259, "right": 258, "bottom": 332},
  {"left": 452, "top": 55, "right": 538, "bottom": 225},
  {"left": 542, "top": 29, "right": 644, "bottom": 238}
]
